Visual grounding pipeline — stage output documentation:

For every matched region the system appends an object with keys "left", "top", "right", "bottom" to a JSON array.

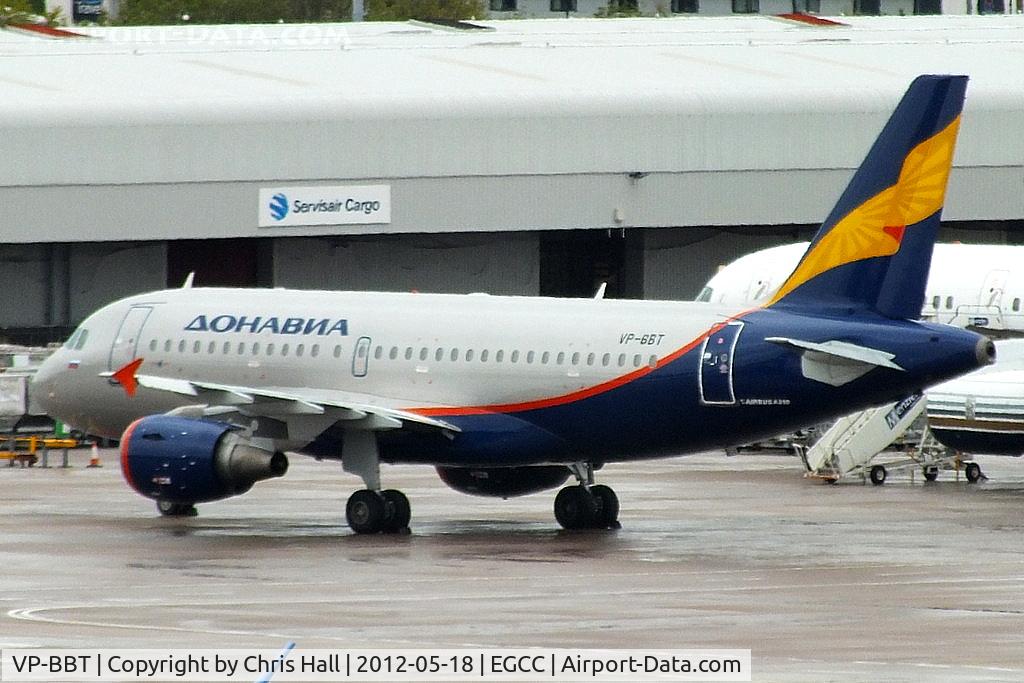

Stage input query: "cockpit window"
[
  {"left": 64, "top": 328, "right": 89, "bottom": 350},
  {"left": 696, "top": 287, "right": 713, "bottom": 303}
]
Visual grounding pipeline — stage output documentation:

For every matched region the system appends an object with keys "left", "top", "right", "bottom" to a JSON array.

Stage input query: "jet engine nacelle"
[
  {"left": 436, "top": 465, "right": 570, "bottom": 498},
  {"left": 120, "top": 415, "right": 288, "bottom": 505}
]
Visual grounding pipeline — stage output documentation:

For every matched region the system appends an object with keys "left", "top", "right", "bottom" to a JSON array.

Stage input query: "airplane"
[
  {"left": 926, "top": 339, "right": 1024, "bottom": 459},
  {"left": 32, "top": 75, "right": 994, "bottom": 534},
  {"left": 699, "top": 242, "right": 1024, "bottom": 336}
]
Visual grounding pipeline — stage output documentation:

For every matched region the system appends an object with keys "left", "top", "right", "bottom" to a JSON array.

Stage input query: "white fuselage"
[
  {"left": 35, "top": 287, "right": 736, "bottom": 442},
  {"left": 700, "top": 243, "right": 1024, "bottom": 333}
]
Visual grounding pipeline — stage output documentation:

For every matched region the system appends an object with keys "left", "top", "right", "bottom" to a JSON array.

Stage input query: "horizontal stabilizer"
[{"left": 765, "top": 337, "right": 904, "bottom": 370}]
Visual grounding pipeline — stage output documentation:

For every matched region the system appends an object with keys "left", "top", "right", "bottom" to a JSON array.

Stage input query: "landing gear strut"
[
  {"left": 554, "top": 462, "right": 620, "bottom": 530},
  {"left": 342, "top": 430, "right": 411, "bottom": 535}
]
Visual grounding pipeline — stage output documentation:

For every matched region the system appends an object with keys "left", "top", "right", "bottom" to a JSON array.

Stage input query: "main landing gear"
[
  {"left": 346, "top": 489, "right": 411, "bottom": 534},
  {"left": 342, "top": 431, "right": 411, "bottom": 535},
  {"left": 553, "top": 462, "right": 620, "bottom": 530}
]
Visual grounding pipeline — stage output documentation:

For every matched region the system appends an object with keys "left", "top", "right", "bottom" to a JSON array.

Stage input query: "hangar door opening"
[
  {"left": 167, "top": 238, "right": 272, "bottom": 288},
  {"left": 540, "top": 230, "right": 635, "bottom": 299}
]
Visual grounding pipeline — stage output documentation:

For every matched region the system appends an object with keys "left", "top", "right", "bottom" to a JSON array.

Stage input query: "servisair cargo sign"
[{"left": 258, "top": 185, "right": 390, "bottom": 227}]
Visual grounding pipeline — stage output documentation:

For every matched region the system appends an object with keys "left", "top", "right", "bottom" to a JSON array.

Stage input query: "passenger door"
[{"left": 108, "top": 306, "right": 153, "bottom": 371}]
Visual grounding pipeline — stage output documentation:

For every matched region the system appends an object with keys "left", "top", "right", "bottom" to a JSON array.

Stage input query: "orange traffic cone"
[{"left": 87, "top": 443, "right": 102, "bottom": 468}]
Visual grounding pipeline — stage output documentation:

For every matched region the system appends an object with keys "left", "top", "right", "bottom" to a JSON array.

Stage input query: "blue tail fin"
[{"left": 767, "top": 75, "right": 967, "bottom": 318}]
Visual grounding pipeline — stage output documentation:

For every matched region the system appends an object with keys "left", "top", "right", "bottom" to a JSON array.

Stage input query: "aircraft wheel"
[
  {"left": 869, "top": 465, "right": 887, "bottom": 486},
  {"left": 965, "top": 462, "right": 983, "bottom": 483},
  {"left": 923, "top": 466, "right": 939, "bottom": 482},
  {"left": 157, "top": 500, "right": 197, "bottom": 517},
  {"left": 346, "top": 489, "right": 385, "bottom": 534},
  {"left": 380, "top": 489, "right": 411, "bottom": 533},
  {"left": 554, "top": 485, "right": 597, "bottom": 530},
  {"left": 590, "top": 484, "right": 620, "bottom": 529}
]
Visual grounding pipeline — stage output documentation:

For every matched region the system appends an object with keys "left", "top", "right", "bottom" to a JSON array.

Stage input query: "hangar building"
[{"left": 2, "top": 15, "right": 1024, "bottom": 344}]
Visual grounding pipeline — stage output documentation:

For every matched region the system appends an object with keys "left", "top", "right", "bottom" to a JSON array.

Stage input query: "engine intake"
[{"left": 120, "top": 415, "right": 288, "bottom": 505}]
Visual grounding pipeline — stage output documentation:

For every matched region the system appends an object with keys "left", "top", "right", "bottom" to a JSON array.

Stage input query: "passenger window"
[
  {"left": 634, "top": 354, "right": 642, "bottom": 367},
  {"left": 420, "top": 347, "right": 428, "bottom": 361},
  {"left": 496, "top": 350, "right": 504, "bottom": 363},
  {"left": 648, "top": 355, "right": 658, "bottom": 368},
  {"left": 465, "top": 349, "right": 475, "bottom": 362},
  {"left": 481, "top": 350, "right": 489, "bottom": 362},
  {"left": 223, "top": 342, "right": 231, "bottom": 354},
  {"left": 390, "top": 347, "right": 398, "bottom": 360},
  {"left": 311, "top": 344, "right": 319, "bottom": 358},
  {"left": 238, "top": 342, "right": 246, "bottom": 355},
  {"left": 527, "top": 351, "right": 535, "bottom": 364},
  {"left": 375, "top": 346, "right": 384, "bottom": 360},
  {"left": 281, "top": 344, "right": 289, "bottom": 357},
  {"left": 945, "top": 296, "right": 954, "bottom": 310},
  {"left": 541, "top": 351, "right": 550, "bottom": 364},
  {"left": 557, "top": 352, "right": 565, "bottom": 365},
  {"left": 601, "top": 353, "right": 610, "bottom": 366},
  {"left": 618, "top": 353, "right": 626, "bottom": 367},
  {"left": 511, "top": 350, "right": 520, "bottom": 363},
  {"left": 193, "top": 340, "right": 201, "bottom": 353},
  {"left": 252, "top": 342, "right": 260, "bottom": 355},
  {"left": 571, "top": 352, "right": 580, "bottom": 365},
  {"left": 149, "top": 339, "right": 157, "bottom": 352},
  {"left": 450, "top": 348, "right": 459, "bottom": 362},
  {"left": 165, "top": 340, "right": 172, "bottom": 353},
  {"left": 435, "top": 348, "right": 444, "bottom": 362},
  {"left": 296, "top": 344, "right": 305, "bottom": 357},
  {"left": 178, "top": 340, "right": 186, "bottom": 353},
  {"left": 931, "top": 295, "right": 940, "bottom": 310},
  {"left": 207, "top": 341, "right": 215, "bottom": 354},
  {"left": 587, "top": 353, "right": 595, "bottom": 366},
  {"left": 1014, "top": 298, "right": 1021, "bottom": 313},
  {"left": 405, "top": 347, "right": 413, "bottom": 360},
  {"left": 266, "top": 343, "right": 275, "bottom": 356},
  {"left": 333, "top": 345, "right": 342, "bottom": 359}
]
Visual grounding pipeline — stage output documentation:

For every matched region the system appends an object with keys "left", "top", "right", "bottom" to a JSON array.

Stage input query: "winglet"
[
  {"left": 111, "top": 358, "right": 144, "bottom": 397},
  {"left": 182, "top": 272, "right": 195, "bottom": 289}
]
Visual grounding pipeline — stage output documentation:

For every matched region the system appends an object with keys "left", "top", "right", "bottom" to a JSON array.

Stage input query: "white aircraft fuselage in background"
[
  {"left": 31, "top": 75, "right": 992, "bottom": 533},
  {"left": 700, "top": 242, "right": 1024, "bottom": 334}
]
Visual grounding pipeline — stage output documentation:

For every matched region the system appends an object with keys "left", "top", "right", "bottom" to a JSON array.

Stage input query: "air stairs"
[{"left": 800, "top": 393, "right": 971, "bottom": 484}]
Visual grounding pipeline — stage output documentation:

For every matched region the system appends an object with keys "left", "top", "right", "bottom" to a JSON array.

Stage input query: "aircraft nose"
[{"left": 31, "top": 353, "right": 66, "bottom": 414}]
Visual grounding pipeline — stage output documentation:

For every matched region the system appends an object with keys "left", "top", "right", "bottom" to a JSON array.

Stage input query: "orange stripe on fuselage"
[{"left": 407, "top": 310, "right": 757, "bottom": 418}]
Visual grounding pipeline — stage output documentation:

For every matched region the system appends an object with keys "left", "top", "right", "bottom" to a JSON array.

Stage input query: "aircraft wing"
[{"left": 102, "top": 360, "right": 459, "bottom": 443}]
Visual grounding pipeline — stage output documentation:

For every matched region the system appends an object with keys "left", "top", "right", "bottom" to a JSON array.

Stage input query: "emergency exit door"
[
  {"left": 700, "top": 322, "right": 743, "bottom": 405},
  {"left": 352, "top": 337, "right": 371, "bottom": 378}
]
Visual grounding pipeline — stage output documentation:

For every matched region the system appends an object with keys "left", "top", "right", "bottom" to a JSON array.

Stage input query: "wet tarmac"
[{"left": 3, "top": 449, "right": 1024, "bottom": 681}]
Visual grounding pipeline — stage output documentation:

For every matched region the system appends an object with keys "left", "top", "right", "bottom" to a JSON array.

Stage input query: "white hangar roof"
[{"left": 2, "top": 15, "right": 1024, "bottom": 241}]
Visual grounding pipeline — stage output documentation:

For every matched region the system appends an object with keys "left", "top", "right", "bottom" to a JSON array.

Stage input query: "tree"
[
  {"left": 0, "top": 0, "right": 35, "bottom": 26},
  {"left": 594, "top": 1, "right": 641, "bottom": 16},
  {"left": 118, "top": 0, "right": 353, "bottom": 25},
  {"left": 365, "top": 0, "right": 486, "bottom": 21}
]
